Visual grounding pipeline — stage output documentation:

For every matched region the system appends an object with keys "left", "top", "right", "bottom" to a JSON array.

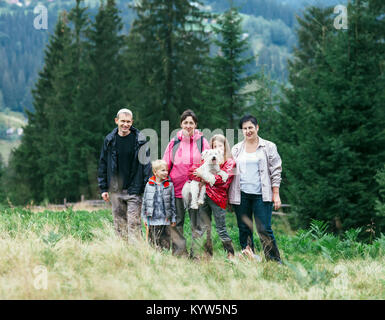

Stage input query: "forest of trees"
[
  {"left": 0, "top": 0, "right": 302, "bottom": 113},
  {"left": 0, "top": 0, "right": 384, "bottom": 239}
]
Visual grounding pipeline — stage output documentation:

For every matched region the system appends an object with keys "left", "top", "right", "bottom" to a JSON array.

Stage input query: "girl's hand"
[{"left": 193, "top": 170, "right": 202, "bottom": 179}]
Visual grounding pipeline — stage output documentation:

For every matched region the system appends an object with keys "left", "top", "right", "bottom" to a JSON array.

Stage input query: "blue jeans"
[{"left": 233, "top": 192, "right": 281, "bottom": 262}]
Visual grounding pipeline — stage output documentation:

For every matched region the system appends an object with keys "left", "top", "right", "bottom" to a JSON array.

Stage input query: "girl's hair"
[
  {"left": 180, "top": 109, "right": 198, "bottom": 125},
  {"left": 151, "top": 159, "right": 168, "bottom": 174},
  {"left": 210, "top": 134, "right": 232, "bottom": 161}
]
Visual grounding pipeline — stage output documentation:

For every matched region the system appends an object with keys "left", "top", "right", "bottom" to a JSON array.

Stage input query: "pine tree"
[
  {"left": 9, "top": 0, "right": 127, "bottom": 203},
  {"left": 37, "top": 10, "right": 74, "bottom": 202},
  {"left": 198, "top": 6, "right": 256, "bottom": 131},
  {"left": 86, "top": 0, "right": 126, "bottom": 137},
  {"left": 125, "top": 0, "right": 211, "bottom": 134},
  {"left": 247, "top": 70, "right": 280, "bottom": 142},
  {"left": 8, "top": 12, "right": 71, "bottom": 204},
  {"left": 277, "top": 1, "right": 385, "bottom": 235},
  {"left": 77, "top": 0, "right": 127, "bottom": 199},
  {"left": 41, "top": 1, "right": 92, "bottom": 202}
]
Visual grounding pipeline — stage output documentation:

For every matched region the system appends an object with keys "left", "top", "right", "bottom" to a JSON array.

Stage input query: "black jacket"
[{"left": 98, "top": 126, "right": 152, "bottom": 195}]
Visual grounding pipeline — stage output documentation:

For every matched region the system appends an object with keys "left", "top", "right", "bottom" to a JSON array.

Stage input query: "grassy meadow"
[{"left": 0, "top": 205, "right": 384, "bottom": 299}]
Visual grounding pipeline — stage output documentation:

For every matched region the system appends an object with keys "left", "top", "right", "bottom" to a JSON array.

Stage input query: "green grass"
[{"left": 0, "top": 206, "right": 385, "bottom": 299}]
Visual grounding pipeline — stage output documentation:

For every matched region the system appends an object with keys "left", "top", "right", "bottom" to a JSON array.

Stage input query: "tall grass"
[{"left": 0, "top": 207, "right": 385, "bottom": 299}]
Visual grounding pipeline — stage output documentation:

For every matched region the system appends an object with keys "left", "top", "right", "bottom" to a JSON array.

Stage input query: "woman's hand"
[
  {"left": 182, "top": 129, "right": 190, "bottom": 137},
  {"left": 272, "top": 190, "right": 281, "bottom": 211}
]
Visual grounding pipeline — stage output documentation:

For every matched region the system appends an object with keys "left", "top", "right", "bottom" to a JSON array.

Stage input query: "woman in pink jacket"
[{"left": 163, "top": 109, "right": 210, "bottom": 257}]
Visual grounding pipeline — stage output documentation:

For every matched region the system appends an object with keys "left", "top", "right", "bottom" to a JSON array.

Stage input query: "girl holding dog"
[
  {"left": 228, "top": 115, "right": 282, "bottom": 263},
  {"left": 191, "top": 134, "right": 236, "bottom": 259},
  {"left": 162, "top": 110, "right": 210, "bottom": 257}
]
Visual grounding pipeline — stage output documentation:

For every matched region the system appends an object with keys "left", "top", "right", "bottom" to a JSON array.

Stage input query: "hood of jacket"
[{"left": 148, "top": 175, "right": 172, "bottom": 188}]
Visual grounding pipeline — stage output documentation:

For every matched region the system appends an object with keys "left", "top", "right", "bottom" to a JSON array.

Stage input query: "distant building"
[{"left": 17, "top": 128, "right": 23, "bottom": 136}]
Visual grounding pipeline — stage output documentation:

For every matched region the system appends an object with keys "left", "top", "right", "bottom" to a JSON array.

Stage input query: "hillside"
[
  {"left": 0, "top": 0, "right": 345, "bottom": 114},
  {"left": 0, "top": 0, "right": 348, "bottom": 163}
]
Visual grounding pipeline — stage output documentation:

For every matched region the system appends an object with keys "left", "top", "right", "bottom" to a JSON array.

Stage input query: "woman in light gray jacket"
[{"left": 228, "top": 115, "right": 282, "bottom": 263}]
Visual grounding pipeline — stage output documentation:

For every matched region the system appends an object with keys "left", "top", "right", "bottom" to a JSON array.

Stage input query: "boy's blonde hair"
[
  {"left": 210, "top": 134, "right": 232, "bottom": 161},
  {"left": 152, "top": 159, "right": 168, "bottom": 174}
]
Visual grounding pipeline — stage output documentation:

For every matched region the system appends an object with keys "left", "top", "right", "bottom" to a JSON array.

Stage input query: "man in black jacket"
[{"left": 98, "top": 108, "right": 152, "bottom": 240}]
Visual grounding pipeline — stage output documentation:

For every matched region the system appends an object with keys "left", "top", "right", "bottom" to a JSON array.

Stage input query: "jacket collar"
[
  {"left": 106, "top": 126, "right": 147, "bottom": 147},
  {"left": 233, "top": 136, "right": 266, "bottom": 157},
  {"left": 148, "top": 175, "right": 171, "bottom": 188}
]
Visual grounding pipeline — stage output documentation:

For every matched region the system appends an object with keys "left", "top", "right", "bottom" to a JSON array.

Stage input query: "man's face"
[{"left": 115, "top": 113, "right": 133, "bottom": 136}]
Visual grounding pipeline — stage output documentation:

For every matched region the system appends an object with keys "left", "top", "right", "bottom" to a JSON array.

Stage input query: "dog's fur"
[{"left": 182, "top": 149, "right": 228, "bottom": 209}]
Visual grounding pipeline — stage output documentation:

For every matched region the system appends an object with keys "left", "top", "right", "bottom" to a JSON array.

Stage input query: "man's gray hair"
[{"left": 116, "top": 108, "right": 133, "bottom": 119}]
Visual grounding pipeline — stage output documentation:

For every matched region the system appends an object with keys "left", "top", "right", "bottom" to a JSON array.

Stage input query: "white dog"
[{"left": 182, "top": 149, "right": 229, "bottom": 209}]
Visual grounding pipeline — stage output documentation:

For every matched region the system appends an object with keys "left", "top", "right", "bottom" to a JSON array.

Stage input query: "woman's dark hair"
[
  {"left": 180, "top": 109, "right": 198, "bottom": 124},
  {"left": 239, "top": 114, "right": 258, "bottom": 129}
]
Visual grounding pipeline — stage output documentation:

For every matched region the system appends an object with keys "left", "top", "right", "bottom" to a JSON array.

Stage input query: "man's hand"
[{"left": 101, "top": 192, "right": 109, "bottom": 202}]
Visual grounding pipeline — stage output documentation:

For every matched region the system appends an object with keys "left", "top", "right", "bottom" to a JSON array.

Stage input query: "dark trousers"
[
  {"left": 171, "top": 198, "right": 212, "bottom": 258},
  {"left": 199, "top": 197, "right": 235, "bottom": 255},
  {"left": 233, "top": 192, "right": 281, "bottom": 262},
  {"left": 148, "top": 225, "right": 171, "bottom": 250},
  {"left": 170, "top": 198, "right": 189, "bottom": 256}
]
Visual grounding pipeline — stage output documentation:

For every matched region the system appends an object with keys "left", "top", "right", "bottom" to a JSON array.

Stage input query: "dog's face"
[{"left": 201, "top": 149, "right": 224, "bottom": 165}]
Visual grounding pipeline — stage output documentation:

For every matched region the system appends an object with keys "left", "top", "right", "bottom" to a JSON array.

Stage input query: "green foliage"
[
  {"left": 375, "top": 165, "right": 385, "bottom": 223},
  {"left": 125, "top": 0, "right": 211, "bottom": 134},
  {"left": 0, "top": 154, "right": 5, "bottom": 203},
  {"left": 0, "top": 207, "right": 112, "bottom": 241},
  {"left": 309, "top": 219, "right": 329, "bottom": 240},
  {"left": 276, "top": 1, "right": 385, "bottom": 235},
  {"left": 197, "top": 6, "right": 258, "bottom": 131},
  {"left": 7, "top": 0, "right": 126, "bottom": 204}
]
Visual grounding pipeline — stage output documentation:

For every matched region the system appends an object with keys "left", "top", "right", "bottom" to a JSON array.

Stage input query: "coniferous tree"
[
  {"left": 277, "top": 1, "right": 385, "bottom": 235},
  {"left": 198, "top": 6, "right": 256, "bottom": 131},
  {"left": 8, "top": 12, "right": 71, "bottom": 204},
  {"left": 125, "top": 0, "right": 211, "bottom": 134},
  {"left": 37, "top": 10, "right": 74, "bottom": 202},
  {"left": 86, "top": 0, "right": 126, "bottom": 137},
  {"left": 77, "top": 0, "right": 127, "bottom": 199},
  {"left": 41, "top": 1, "right": 91, "bottom": 202}
]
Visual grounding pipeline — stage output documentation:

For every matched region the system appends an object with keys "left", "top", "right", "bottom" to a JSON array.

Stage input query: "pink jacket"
[{"left": 163, "top": 129, "right": 210, "bottom": 198}]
